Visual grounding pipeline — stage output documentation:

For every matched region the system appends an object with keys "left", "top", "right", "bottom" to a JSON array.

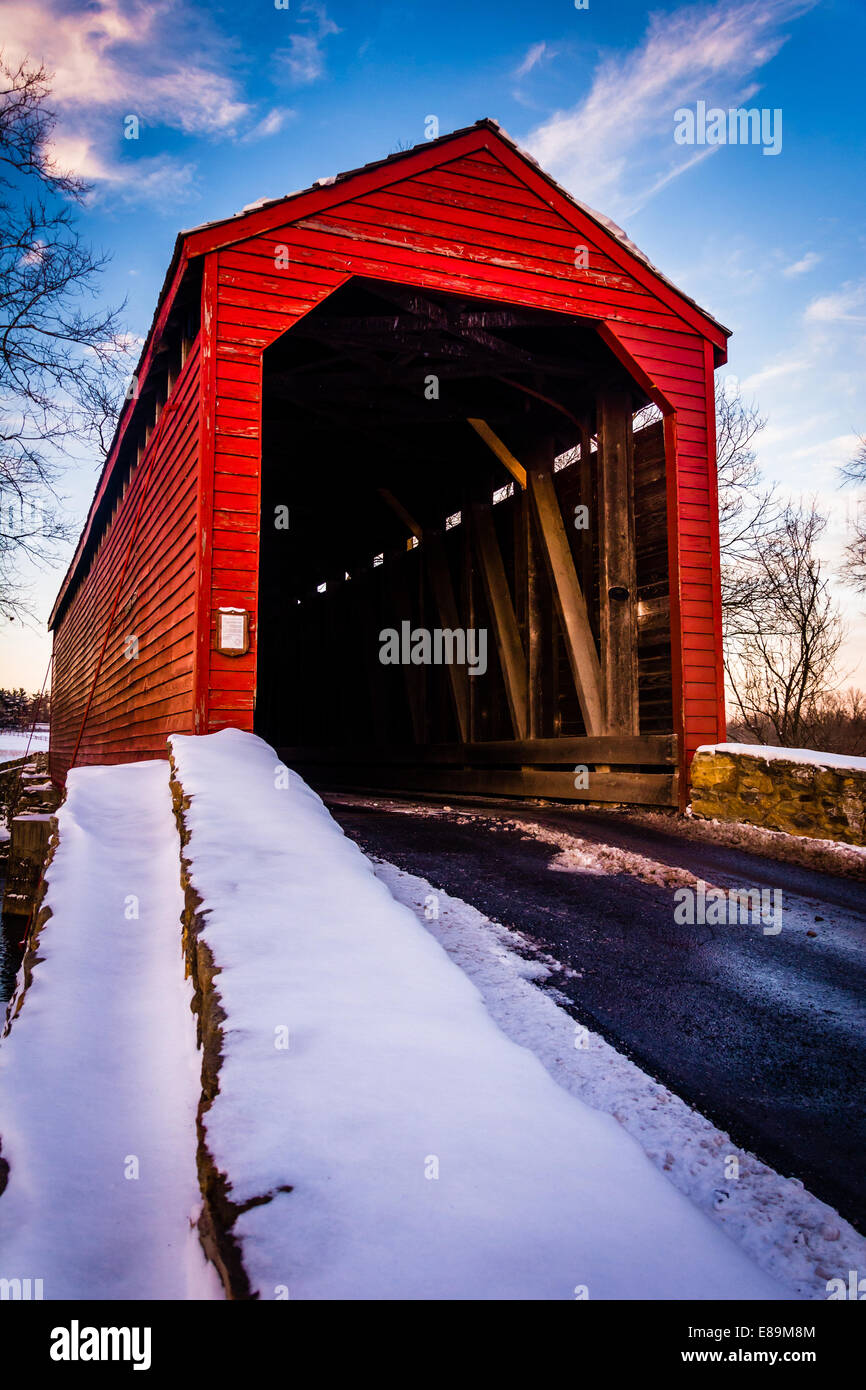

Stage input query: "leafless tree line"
[
  {"left": 717, "top": 380, "right": 866, "bottom": 755},
  {"left": 840, "top": 435, "right": 866, "bottom": 595}
]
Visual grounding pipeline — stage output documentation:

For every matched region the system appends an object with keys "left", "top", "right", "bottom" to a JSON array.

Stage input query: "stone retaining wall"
[{"left": 690, "top": 745, "right": 866, "bottom": 846}]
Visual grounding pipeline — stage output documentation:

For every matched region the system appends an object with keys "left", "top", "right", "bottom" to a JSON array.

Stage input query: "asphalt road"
[{"left": 328, "top": 795, "right": 866, "bottom": 1234}]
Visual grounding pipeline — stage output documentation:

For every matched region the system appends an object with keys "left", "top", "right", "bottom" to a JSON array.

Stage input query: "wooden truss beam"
[
  {"left": 378, "top": 487, "right": 423, "bottom": 539},
  {"left": 527, "top": 460, "right": 605, "bottom": 737},
  {"left": 464, "top": 420, "right": 605, "bottom": 737},
  {"left": 471, "top": 503, "right": 528, "bottom": 739},
  {"left": 281, "top": 757, "right": 677, "bottom": 808},
  {"left": 466, "top": 418, "right": 527, "bottom": 487}
]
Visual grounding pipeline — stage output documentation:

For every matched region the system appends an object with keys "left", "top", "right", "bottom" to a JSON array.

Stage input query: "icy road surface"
[{"left": 330, "top": 794, "right": 866, "bottom": 1236}]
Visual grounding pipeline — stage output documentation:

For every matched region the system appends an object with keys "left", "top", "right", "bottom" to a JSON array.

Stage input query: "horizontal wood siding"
[{"left": 50, "top": 341, "right": 201, "bottom": 779}]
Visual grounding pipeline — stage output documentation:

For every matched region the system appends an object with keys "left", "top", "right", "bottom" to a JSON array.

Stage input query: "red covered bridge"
[{"left": 48, "top": 120, "right": 729, "bottom": 808}]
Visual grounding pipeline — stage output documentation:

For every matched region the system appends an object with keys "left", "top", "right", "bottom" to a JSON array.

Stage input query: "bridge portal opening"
[{"left": 255, "top": 278, "right": 677, "bottom": 804}]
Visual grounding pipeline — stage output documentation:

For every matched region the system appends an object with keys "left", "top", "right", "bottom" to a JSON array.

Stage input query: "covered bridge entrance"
[{"left": 48, "top": 121, "right": 729, "bottom": 808}]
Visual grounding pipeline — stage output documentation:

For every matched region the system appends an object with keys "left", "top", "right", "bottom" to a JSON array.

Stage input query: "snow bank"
[
  {"left": 376, "top": 859, "right": 866, "bottom": 1300},
  {"left": 0, "top": 761, "right": 221, "bottom": 1300},
  {"left": 699, "top": 742, "right": 866, "bottom": 775},
  {"left": 634, "top": 807, "right": 866, "bottom": 877},
  {"left": 170, "top": 728, "right": 789, "bottom": 1300}
]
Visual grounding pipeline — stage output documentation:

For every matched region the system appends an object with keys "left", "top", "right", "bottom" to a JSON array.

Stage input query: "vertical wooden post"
[
  {"left": 597, "top": 389, "right": 639, "bottom": 736},
  {"left": 471, "top": 503, "right": 528, "bottom": 740},
  {"left": 578, "top": 424, "right": 595, "bottom": 631}
]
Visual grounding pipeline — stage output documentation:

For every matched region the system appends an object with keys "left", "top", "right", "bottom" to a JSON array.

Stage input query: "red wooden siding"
[
  {"left": 195, "top": 248, "right": 347, "bottom": 732},
  {"left": 50, "top": 339, "right": 201, "bottom": 779},
  {"left": 195, "top": 131, "right": 726, "bottom": 774},
  {"left": 601, "top": 321, "right": 727, "bottom": 764}
]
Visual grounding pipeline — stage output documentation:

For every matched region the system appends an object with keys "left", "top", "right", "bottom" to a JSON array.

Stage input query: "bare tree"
[
  {"left": 0, "top": 54, "right": 131, "bottom": 620},
  {"left": 802, "top": 688, "right": 866, "bottom": 757},
  {"left": 729, "top": 688, "right": 866, "bottom": 758},
  {"left": 716, "top": 381, "right": 769, "bottom": 549},
  {"left": 713, "top": 379, "right": 785, "bottom": 632},
  {"left": 839, "top": 434, "right": 866, "bottom": 594},
  {"left": 724, "top": 497, "right": 844, "bottom": 746}
]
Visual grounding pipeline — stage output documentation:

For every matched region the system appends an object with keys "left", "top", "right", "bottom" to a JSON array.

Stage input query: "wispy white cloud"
[
  {"left": 740, "top": 357, "right": 808, "bottom": 391},
  {"left": 789, "top": 433, "right": 862, "bottom": 465},
  {"left": 637, "top": 144, "right": 719, "bottom": 201},
  {"left": 804, "top": 282, "right": 866, "bottom": 324},
  {"left": 241, "top": 108, "right": 296, "bottom": 143},
  {"left": 515, "top": 42, "right": 554, "bottom": 80},
  {"left": 275, "top": 2, "right": 342, "bottom": 86},
  {"left": 84, "top": 330, "right": 147, "bottom": 363},
  {"left": 3, "top": 0, "right": 289, "bottom": 198},
  {"left": 4, "top": 0, "right": 251, "bottom": 133},
  {"left": 783, "top": 251, "right": 821, "bottom": 276},
  {"left": 48, "top": 132, "right": 198, "bottom": 207},
  {"left": 523, "top": 0, "right": 816, "bottom": 221},
  {"left": 736, "top": 303, "right": 865, "bottom": 470}
]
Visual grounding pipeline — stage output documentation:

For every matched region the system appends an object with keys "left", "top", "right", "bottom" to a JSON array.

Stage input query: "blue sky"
[{"left": 2, "top": 0, "right": 864, "bottom": 689}]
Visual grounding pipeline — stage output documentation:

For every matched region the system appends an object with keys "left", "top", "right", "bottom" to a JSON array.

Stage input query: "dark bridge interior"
[{"left": 254, "top": 277, "right": 677, "bottom": 804}]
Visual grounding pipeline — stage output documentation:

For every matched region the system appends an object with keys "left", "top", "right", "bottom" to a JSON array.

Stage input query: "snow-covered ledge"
[
  {"left": 690, "top": 743, "right": 866, "bottom": 846},
  {"left": 167, "top": 729, "right": 787, "bottom": 1301}
]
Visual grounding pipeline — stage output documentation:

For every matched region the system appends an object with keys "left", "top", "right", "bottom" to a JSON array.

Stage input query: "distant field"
[{"left": 0, "top": 728, "right": 50, "bottom": 764}]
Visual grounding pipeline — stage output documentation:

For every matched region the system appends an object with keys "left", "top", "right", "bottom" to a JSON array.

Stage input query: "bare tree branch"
[
  {"left": 723, "top": 497, "right": 844, "bottom": 745},
  {"left": 839, "top": 435, "right": 866, "bottom": 595},
  {"left": 0, "top": 52, "right": 132, "bottom": 620}
]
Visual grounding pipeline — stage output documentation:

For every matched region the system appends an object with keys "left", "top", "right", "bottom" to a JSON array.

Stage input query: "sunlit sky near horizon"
[{"left": 1, "top": 0, "right": 864, "bottom": 693}]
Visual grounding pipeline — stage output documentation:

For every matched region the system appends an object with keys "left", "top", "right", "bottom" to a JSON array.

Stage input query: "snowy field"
[{"left": 0, "top": 728, "right": 49, "bottom": 765}]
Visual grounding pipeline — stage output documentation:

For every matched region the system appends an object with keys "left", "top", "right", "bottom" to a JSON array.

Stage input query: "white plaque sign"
[{"left": 217, "top": 608, "right": 249, "bottom": 656}]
